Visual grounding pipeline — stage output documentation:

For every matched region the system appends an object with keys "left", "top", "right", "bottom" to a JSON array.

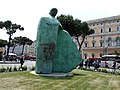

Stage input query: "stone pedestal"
[{"left": 30, "top": 71, "right": 73, "bottom": 77}]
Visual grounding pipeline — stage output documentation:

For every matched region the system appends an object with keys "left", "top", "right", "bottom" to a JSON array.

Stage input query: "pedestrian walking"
[{"left": 20, "top": 56, "right": 24, "bottom": 69}]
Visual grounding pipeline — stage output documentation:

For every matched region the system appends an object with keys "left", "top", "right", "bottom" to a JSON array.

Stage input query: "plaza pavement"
[
  {"left": 0, "top": 60, "right": 36, "bottom": 69},
  {"left": 0, "top": 61, "right": 120, "bottom": 73}
]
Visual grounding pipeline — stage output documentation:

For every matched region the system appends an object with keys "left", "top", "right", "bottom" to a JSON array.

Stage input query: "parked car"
[
  {"left": 3, "top": 53, "right": 18, "bottom": 61},
  {"left": 24, "top": 56, "right": 36, "bottom": 60}
]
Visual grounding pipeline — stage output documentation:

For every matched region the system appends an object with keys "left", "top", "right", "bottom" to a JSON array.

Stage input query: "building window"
[
  {"left": 93, "top": 37, "right": 94, "bottom": 39},
  {"left": 116, "top": 26, "right": 120, "bottom": 31},
  {"left": 92, "top": 40, "right": 96, "bottom": 47},
  {"left": 101, "top": 23, "right": 102, "bottom": 25},
  {"left": 92, "top": 42, "right": 95, "bottom": 47},
  {"left": 108, "top": 37, "right": 112, "bottom": 46},
  {"left": 84, "top": 53, "right": 87, "bottom": 59},
  {"left": 101, "top": 36, "right": 102, "bottom": 38},
  {"left": 91, "top": 53, "right": 95, "bottom": 58},
  {"left": 100, "top": 29, "right": 103, "bottom": 33},
  {"left": 109, "top": 28, "right": 112, "bottom": 32},
  {"left": 84, "top": 43, "right": 88, "bottom": 47},
  {"left": 116, "top": 37, "right": 120, "bottom": 46},
  {"left": 100, "top": 42, "right": 103, "bottom": 47},
  {"left": 99, "top": 53, "right": 103, "bottom": 57}
]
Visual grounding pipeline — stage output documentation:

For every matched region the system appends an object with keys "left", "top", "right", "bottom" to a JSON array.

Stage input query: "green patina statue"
[{"left": 35, "top": 8, "right": 82, "bottom": 74}]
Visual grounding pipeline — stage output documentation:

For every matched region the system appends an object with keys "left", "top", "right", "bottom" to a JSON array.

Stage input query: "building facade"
[
  {"left": 24, "top": 40, "right": 36, "bottom": 56},
  {"left": 4, "top": 40, "right": 36, "bottom": 56},
  {"left": 82, "top": 15, "right": 120, "bottom": 59}
]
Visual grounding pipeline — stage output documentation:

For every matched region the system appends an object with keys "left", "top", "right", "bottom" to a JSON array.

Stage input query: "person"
[
  {"left": 105, "top": 61, "right": 108, "bottom": 68},
  {"left": 84, "top": 59, "right": 88, "bottom": 68},
  {"left": 35, "top": 8, "right": 82, "bottom": 74},
  {"left": 20, "top": 56, "right": 24, "bottom": 69},
  {"left": 78, "top": 60, "right": 84, "bottom": 69},
  {"left": 94, "top": 60, "right": 100, "bottom": 71},
  {"left": 112, "top": 61, "right": 116, "bottom": 72}
]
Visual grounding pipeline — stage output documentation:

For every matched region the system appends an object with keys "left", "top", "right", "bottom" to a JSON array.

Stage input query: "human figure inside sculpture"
[
  {"left": 35, "top": 8, "right": 61, "bottom": 74},
  {"left": 49, "top": 8, "right": 58, "bottom": 17},
  {"left": 35, "top": 8, "right": 82, "bottom": 74},
  {"left": 49, "top": 8, "right": 63, "bottom": 29}
]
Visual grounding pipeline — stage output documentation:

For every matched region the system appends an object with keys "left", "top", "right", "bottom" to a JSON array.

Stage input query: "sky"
[{"left": 0, "top": 0, "right": 120, "bottom": 41}]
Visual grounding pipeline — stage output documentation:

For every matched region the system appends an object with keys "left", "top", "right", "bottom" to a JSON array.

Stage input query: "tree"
[
  {"left": 57, "top": 14, "right": 94, "bottom": 51},
  {"left": 57, "top": 14, "right": 75, "bottom": 36},
  {"left": 0, "top": 20, "right": 24, "bottom": 57},
  {"left": 15, "top": 36, "right": 33, "bottom": 55},
  {"left": 11, "top": 37, "right": 19, "bottom": 53},
  {"left": 0, "top": 39, "right": 7, "bottom": 47}
]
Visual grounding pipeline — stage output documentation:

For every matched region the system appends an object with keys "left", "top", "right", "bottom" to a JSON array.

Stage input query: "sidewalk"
[{"left": 0, "top": 61, "right": 20, "bottom": 64}]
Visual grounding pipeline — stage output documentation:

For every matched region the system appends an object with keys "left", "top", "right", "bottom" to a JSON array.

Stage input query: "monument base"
[{"left": 30, "top": 71, "right": 73, "bottom": 77}]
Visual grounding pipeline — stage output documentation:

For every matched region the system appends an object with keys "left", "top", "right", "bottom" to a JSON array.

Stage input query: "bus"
[{"left": 101, "top": 55, "right": 120, "bottom": 69}]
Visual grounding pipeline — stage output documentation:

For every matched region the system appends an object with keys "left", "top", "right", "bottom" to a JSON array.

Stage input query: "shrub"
[
  {"left": 0, "top": 67, "right": 6, "bottom": 73},
  {"left": 18, "top": 66, "right": 22, "bottom": 71},
  {"left": 13, "top": 66, "right": 17, "bottom": 71},
  {"left": 97, "top": 69, "right": 101, "bottom": 72},
  {"left": 9, "top": 67, "right": 12, "bottom": 72},
  {"left": 22, "top": 66, "right": 27, "bottom": 71},
  {"left": 31, "top": 66, "right": 35, "bottom": 71},
  {"left": 6, "top": 67, "right": 9, "bottom": 72},
  {"left": 101, "top": 69, "right": 107, "bottom": 73}
]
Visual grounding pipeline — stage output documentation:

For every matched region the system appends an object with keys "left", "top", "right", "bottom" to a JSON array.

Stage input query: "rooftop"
[{"left": 87, "top": 15, "right": 120, "bottom": 24}]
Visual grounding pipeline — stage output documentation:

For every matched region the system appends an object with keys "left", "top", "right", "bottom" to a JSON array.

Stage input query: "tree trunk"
[
  {"left": 12, "top": 45, "right": 16, "bottom": 53},
  {"left": 76, "top": 37, "right": 81, "bottom": 51},
  {"left": 78, "top": 35, "right": 85, "bottom": 51},
  {"left": 7, "top": 35, "right": 12, "bottom": 56},
  {"left": 6, "top": 34, "right": 12, "bottom": 61},
  {"left": 21, "top": 44, "right": 25, "bottom": 56}
]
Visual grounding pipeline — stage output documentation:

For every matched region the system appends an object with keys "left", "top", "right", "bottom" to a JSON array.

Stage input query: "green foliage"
[
  {"left": 31, "top": 66, "right": 35, "bottom": 71},
  {"left": 14, "top": 36, "right": 33, "bottom": 55},
  {"left": 13, "top": 66, "right": 18, "bottom": 71},
  {"left": 0, "top": 66, "right": 34, "bottom": 73},
  {"left": 0, "top": 39, "right": 8, "bottom": 47},
  {"left": 8, "top": 67, "right": 12, "bottom": 72},
  {"left": 0, "top": 20, "right": 24, "bottom": 56},
  {"left": 0, "top": 67, "right": 6, "bottom": 73},
  {"left": 57, "top": 14, "right": 75, "bottom": 36},
  {"left": 57, "top": 14, "right": 95, "bottom": 50},
  {"left": 79, "top": 67, "right": 120, "bottom": 76},
  {"left": 22, "top": 66, "right": 27, "bottom": 71},
  {"left": 6, "top": 67, "right": 12, "bottom": 72},
  {"left": 0, "top": 21, "right": 4, "bottom": 29},
  {"left": 0, "top": 70, "right": 120, "bottom": 90}
]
